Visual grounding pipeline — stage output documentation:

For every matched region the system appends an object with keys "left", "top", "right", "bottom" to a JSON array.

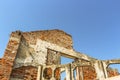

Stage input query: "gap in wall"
[
  {"left": 107, "top": 64, "right": 120, "bottom": 77},
  {"left": 61, "top": 56, "right": 74, "bottom": 64}
]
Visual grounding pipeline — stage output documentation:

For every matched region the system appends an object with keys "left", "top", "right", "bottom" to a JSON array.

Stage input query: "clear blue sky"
[{"left": 0, "top": 0, "right": 120, "bottom": 72}]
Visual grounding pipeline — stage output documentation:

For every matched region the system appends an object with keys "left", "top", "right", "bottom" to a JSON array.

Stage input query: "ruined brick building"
[{"left": 0, "top": 29, "right": 120, "bottom": 80}]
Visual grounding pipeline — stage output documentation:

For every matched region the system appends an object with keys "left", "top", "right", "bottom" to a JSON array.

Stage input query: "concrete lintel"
[
  {"left": 37, "top": 39, "right": 97, "bottom": 61},
  {"left": 103, "top": 75, "right": 120, "bottom": 80},
  {"left": 103, "top": 59, "right": 120, "bottom": 65}
]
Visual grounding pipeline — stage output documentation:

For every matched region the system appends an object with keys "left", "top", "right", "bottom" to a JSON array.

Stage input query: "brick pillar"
[
  {"left": 0, "top": 31, "right": 22, "bottom": 80},
  {"left": 46, "top": 49, "right": 61, "bottom": 80}
]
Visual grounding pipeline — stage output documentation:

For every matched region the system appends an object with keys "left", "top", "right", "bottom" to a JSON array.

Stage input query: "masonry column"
[
  {"left": 0, "top": 31, "right": 22, "bottom": 80},
  {"left": 76, "top": 67, "right": 84, "bottom": 80},
  {"left": 65, "top": 64, "right": 72, "bottom": 80},
  {"left": 94, "top": 60, "right": 106, "bottom": 80},
  {"left": 46, "top": 49, "right": 61, "bottom": 80}
]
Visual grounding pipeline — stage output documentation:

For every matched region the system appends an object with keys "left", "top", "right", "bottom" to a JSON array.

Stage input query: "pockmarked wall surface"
[{"left": 0, "top": 29, "right": 119, "bottom": 80}]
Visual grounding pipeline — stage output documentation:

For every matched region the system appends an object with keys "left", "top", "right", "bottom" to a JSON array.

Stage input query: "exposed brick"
[
  {"left": 0, "top": 30, "right": 119, "bottom": 80},
  {"left": 43, "top": 67, "right": 52, "bottom": 79},
  {"left": 23, "top": 29, "right": 73, "bottom": 49},
  {"left": 10, "top": 66, "right": 37, "bottom": 80},
  {"left": 54, "top": 67, "right": 60, "bottom": 80}
]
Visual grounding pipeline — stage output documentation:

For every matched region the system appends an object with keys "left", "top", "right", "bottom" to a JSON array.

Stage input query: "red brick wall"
[
  {"left": 83, "top": 67, "right": 97, "bottom": 80},
  {"left": 23, "top": 29, "right": 73, "bottom": 49},
  {"left": 77, "top": 66, "right": 119, "bottom": 80},
  {"left": 0, "top": 31, "right": 22, "bottom": 80},
  {"left": 107, "top": 68, "right": 119, "bottom": 77},
  {"left": 0, "top": 30, "right": 119, "bottom": 80},
  {"left": 0, "top": 30, "right": 72, "bottom": 80},
  {"left": 10, "top": 66, "right": 37, "bottom": 80}
]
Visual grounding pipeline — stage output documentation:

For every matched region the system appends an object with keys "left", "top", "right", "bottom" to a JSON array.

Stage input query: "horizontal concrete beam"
[
  {"left": 103, "top": 75, "right": 120, "bottom": 80},
  {"left": 37, "top": 39, "right": 97, "bottom": 61},
  {"left": 14, "top": 59, "right": 91, "bottom": 69},
  {"left": 103, "top": 59, "right": 120, "bottom": 65}
]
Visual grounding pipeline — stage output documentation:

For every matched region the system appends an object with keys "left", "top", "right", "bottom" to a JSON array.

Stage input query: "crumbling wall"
[
  {"left": 0, "top": 29, "right": 120, "bottom": 80},
  {"left": 13, "top": 35, "right": 33, "bottom": 68},
  {"left": 0, "top": 30, "right": 72, "bottom": 80},
  {"left": 46, "top": 49, "right": 61, "bottom": 65},
  {"left": 76, "top": 66, "right": 119, "bottom": 80},
  {"left": 10, "top": 66, "right": 37, "bottom": 80},
  {"left": 82, "top": 67, "right": 97, "bottom": 80},
  {"left": 22, "top": 29, "right": 73, "bottom": 49},
  {"left": 0, "top": 31, "right": 22, "bottom": 80},
  {"left": 107, "top": 68, "right": 119, "bottom": 77}
]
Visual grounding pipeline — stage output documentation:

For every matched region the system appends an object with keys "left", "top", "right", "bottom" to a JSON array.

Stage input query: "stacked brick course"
[
  {"left": 23, "top": 29, "right": 73, "bottom": 49},
  {"left": 0, "top": 30, "right": 72, "bottom": 80},
  {"left": 0, "top": 31, "right": 22, "bottom": 80},
  {"left": 107, "top": 68, "right": 119, "bottom": 77},
  {"left": 83, "top": 67, "right": 97, "bottom": 80},
  {"left": 0, "top": 29, "right": 119, "bottom": 80},
  {"left": 82, "top": 67, "right": 119, "bottom": 80},
  {"left": 10, "top": 66, "right": 37, "bottom": 80}
]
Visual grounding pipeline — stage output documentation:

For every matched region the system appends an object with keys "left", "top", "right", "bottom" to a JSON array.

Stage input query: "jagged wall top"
[{"left": 22, "top": 29, "right": 73, "bottom": 49}]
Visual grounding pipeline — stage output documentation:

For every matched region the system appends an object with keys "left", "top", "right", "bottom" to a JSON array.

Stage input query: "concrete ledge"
[{"left": 104, "top": 75, "right": 120, "bottom": 80}]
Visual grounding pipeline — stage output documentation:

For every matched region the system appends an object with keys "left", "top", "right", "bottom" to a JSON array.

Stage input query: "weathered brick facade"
[
  {"left": 76, "top": 66, "right": 119, "bottom": 80},
  {"left": 0, "top": 29, "right": 119, "bottom": 80},
  {"left": 11, "top": 66, "right": 37, "bottom": 80},
  {"left": 0, "top": 31, "right": 22, "bottom": 80},
  {"left": 0, "top": 30, "right": 72, "bottom": 80}
]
